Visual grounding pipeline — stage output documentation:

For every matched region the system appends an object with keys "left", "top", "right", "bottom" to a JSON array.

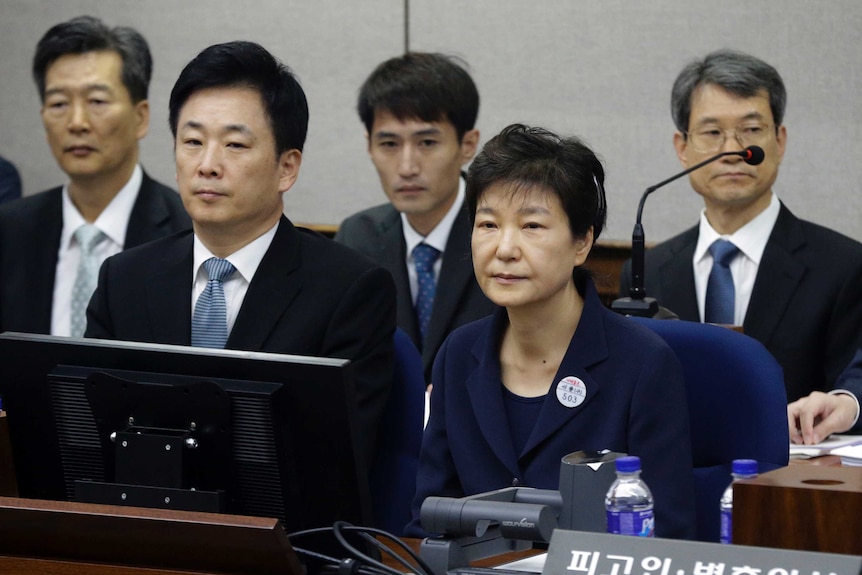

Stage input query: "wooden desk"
[{"left": 733, "top": 465, "right": 862, "bottom": 554}]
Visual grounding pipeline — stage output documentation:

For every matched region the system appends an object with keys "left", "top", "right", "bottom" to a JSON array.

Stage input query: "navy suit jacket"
[
  {"left": 620, "top": 203, "right": 862, "bottom": 402},
  {"left": 836, "top": 348, "right": 862, "bottom": 433},
  {"left": 85, "top": 216, "right": 396, "bottom": 460},
  {"left": 335, "top": 202, "right": 496, "bottom": 382},
  {"left": 409, "top": 278, "right": 697, "bottom": 540},
  {"left": 0, "top": 172, "right": 190, "bottom": 334}
]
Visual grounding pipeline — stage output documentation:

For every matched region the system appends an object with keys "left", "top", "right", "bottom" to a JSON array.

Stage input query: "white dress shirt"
[
  {"left": 402, "top": 178, "right": 466, "bottom": 303},
  {"left": 51, "top": 165, "right": 142, "bottom": 336},
  {"left": 191, "top": 220, "right": 279, "bottom": 336},
  {"left": 693, "top": 192, "right": 781, "bottom": 325}
]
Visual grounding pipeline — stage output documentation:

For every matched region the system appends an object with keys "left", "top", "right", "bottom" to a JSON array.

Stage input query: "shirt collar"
[
  {"left": 192, "top": 219, "right": 280, "bottom": 285},
  {"left": 60, "top": 164, "right": 143, "bottom": 250},
  {"left": 402, "top": 176, "right": 465, "bottom": 256},
  {"left": 694, "top": 191, "right": 780, "bottom": 265}
]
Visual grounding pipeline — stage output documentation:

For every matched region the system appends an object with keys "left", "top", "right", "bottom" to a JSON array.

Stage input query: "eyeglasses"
[{"left": 686, "top": 122, "right": 774, "bottom": 154}]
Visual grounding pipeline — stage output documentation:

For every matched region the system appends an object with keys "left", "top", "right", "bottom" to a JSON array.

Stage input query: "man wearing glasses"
[{"left": 620, "top": 49, "right": 862, "bottom": 403}]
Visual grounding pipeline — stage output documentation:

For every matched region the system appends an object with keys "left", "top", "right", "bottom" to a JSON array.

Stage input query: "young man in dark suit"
[
  {"left": 85, "top": 41, "right": 396, "bottom": 459},
  {"left": 619, "top": 49, "right": 862, "bottom": 403},
  {"left": 0, "top": 16, "right": 190, "bottom": 337},
  {"left": 335, "top": 53, "right": 496, "bottom": 383}
]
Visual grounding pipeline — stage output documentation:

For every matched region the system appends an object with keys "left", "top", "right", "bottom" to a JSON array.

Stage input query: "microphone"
[{"left": 611, "top": 145, "right": 765, "bottom": 317}]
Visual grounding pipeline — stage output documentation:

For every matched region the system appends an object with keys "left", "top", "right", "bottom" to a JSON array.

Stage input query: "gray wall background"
[{"left": 1, "top": 0, "right": 860, "bottom": 244}]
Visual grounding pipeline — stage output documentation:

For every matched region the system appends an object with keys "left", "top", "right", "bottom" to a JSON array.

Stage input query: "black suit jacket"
[
  {"left": 85, "top": 217, "right": 397, "bottom": 458},
  {"left": 620, "top": 203, "right": 862, "bottom": 402},
  {"left": 0, "top": 172, "right": 190, "bottom": 334},
  {"left": 335, "top": 202, "right": 496, "bottom": 382}
]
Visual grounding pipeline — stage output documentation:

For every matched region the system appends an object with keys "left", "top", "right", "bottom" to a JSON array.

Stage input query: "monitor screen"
[{"left": 0, "top": 332, "right": 372, "bottom": 534}]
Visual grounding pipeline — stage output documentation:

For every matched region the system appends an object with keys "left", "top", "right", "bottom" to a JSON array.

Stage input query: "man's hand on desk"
[{"left": 788, "top": 391, "right": 859, "bottom": 445}]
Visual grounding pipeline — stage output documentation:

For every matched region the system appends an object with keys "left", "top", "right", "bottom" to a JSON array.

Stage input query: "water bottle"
[
  {"left": 719, "top": 459, "right": 758, "bottom": 544},
  {"left": 605, "top": 455, "right": 654, "bottom": 537}
]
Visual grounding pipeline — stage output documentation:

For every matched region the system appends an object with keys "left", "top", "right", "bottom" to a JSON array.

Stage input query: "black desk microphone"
[{"left": 611, "top": 145, "right": 765, "bottom": 317}]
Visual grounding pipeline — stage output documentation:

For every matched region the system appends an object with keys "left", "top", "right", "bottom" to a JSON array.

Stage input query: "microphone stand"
[{"left": 611, "top": 147, "right": 761, "bottom": 317}]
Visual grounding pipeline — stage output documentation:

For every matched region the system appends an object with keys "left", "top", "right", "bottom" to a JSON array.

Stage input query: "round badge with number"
[{"left": 556, "top": 376, "right": 587, "bottom": 408}]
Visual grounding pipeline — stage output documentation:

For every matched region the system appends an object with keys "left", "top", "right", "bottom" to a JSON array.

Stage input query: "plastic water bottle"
[
  {"left": 605, "top": 455, "right": 654, "bottom": 537},
  {"left": 719, "top": 459, "right": 758, "bottom": 544}
]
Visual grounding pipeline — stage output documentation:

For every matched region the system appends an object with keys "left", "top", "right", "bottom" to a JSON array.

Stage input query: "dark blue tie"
[
  {"left": 191, "top": 257, "right": 236, "bottom": 348},
  {"left": 705, "top": 239, "right": 739, "bottom": 324},
  {"left": 413, "top": 243, "right": 440, "bottom": 341}
]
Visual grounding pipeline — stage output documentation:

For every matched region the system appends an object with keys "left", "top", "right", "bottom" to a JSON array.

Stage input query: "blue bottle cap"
[
  {"left": 615, "top": 455, "right": 641, "bottom": 473},
  {"left": 732, "top": 459, "right": 758, "bottom": 475}
]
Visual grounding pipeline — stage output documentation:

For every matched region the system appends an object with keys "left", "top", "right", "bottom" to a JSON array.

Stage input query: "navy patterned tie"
[
  {"left": 705, "top": 239, "right": 739, "bottom": 324},
  {"left": 413, "top": 243, "right": 440, "bottom": 341},
  {"left": 70, "top": 224, "right": 107, "bottom": 337},
  {"left": 191, "top": 257, "right": 236, "bottom": 348}
]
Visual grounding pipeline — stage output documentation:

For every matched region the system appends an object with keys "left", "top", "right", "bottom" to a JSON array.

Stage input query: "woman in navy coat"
[{"left": 408, "top": 124, "right": 697, "bottom": 540}]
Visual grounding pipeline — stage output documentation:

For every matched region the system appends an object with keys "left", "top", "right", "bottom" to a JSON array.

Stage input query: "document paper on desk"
[
  {"left": 789, "top": 434, "right": 862, "bottom": 459},
  {"left": 829, "top": 444, "right": 862, "bottom": 466}
]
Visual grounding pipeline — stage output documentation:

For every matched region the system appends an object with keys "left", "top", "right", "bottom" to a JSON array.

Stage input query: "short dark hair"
[
  {"left": 33, "top": 15, "right": 152, "bottom": 104},
  {"left": 169, "top": 41, "right": 308, "bottom": 155},
  {"left": 466, "top": 124, "right": 607, "bottom": 242},
  {"left": 357, "top": 52, "right": 479, "bottom": 141},
  {"left": 671, "top": 49, "right": 786, "bottom": 134}
]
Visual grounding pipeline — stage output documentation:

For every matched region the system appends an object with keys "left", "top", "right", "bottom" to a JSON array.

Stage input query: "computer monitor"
[{"left": 0, "top": 332, "right": 372, "bottom": 535}]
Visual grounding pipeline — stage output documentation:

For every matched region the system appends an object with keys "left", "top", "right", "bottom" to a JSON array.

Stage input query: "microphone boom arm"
[{"left": 615, "top": 146, "right": 763, "bottom": 315}]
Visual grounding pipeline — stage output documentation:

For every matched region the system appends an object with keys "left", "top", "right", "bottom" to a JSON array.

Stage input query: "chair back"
[
  {"left": 629, "top": 317, "right": 789, "bottom": 542},
  {"left": 369, "top": 328, "right": 425, "bottom": 535}
]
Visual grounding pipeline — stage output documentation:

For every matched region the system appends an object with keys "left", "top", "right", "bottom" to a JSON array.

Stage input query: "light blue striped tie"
[
  {"left": 704, "top": 239, "right": 739, "bottom": 324},
  {"left": 191, "top": 257, "right": 236, "bottom": 348},
  {"left": 70, "top": 224, "right": 107, "bottom": 337}
]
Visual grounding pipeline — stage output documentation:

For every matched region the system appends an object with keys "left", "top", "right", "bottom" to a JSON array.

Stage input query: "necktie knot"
[
  {"left": 709, "top": 239, "right": 739, "bottom": 267},
  {"left": 74, "top": 224, "right": 106, "bottom": 253},
  {"left": 203, "top": 257, "right": 236, "bottom": 282},
  {"left": 413, "top": 243, "right": 440, "bottom": 273}
]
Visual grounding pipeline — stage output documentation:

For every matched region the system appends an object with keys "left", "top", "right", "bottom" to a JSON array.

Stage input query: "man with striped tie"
[{"left": 85, "top": 41, "right": 396, "bottom": 460}]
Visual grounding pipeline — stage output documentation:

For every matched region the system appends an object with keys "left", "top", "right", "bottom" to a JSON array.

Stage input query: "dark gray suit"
[
  {"left": 0, "top": 172, "right": 191, "bottom": 334},
  {"left": 85, "top": 216, "right": 396, "bottom": 459},
  {"left": 620, "top": 203, "right": 862, "bottom": 402},
  {"left": 335, "top": 202, "right": 496, "bottom": 382}
]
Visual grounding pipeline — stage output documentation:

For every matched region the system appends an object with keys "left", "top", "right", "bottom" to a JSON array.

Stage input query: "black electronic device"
[
  {"left": 612, "top": 145, "right": 765, "bottom": 317},
  {"left": 0, "top": 332, "right": 371, "bottom": 535}
]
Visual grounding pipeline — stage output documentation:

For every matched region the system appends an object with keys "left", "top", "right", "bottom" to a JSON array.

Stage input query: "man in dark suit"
[
  {"left": 0, "top": 16, "right": 189, "bottom": 336},
  {"left": 619, "top": 50, "right": 862, "bottom": 403},
  {"left": 85, "top": 41, "right": 396, "bottom": 460},
  {"left": 335, "top": 53, "right": 495, "bottom": 382}
]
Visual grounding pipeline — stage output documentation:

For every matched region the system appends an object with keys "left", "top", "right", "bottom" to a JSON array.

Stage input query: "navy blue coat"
[{"left": 409, "top": 278, "right": 697, "bottom": 540}]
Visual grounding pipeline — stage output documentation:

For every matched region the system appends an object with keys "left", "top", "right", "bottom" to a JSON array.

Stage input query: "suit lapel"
[
  {"left": 744, "top": 205, "right": 806, "bottom": 345},
  {"left": 466, "top": 310, "right": 521, "bottom": 477},
  {"left": 30, "top": 191, "right": 64, "bottom": 332},
  {"left": 656, "top": 229, "right": 699, "bottom": 321},
  {"left": 423, "top": 207, "right": 474, "bottom": 368},
  {"left": 146, "top": 234, "right": 193, "bottom": 344},
  {"left": 520, "top": 281, "right": 609, "bottom": 456},
  {"left": 227, "top": 218, "right": 303, "bottom": 350},
  {"left": 125, "top": 172, "right": 177, "bottom": 248},
  {"left": 375, "top": 212, "right": 421, "bottom": 347}
]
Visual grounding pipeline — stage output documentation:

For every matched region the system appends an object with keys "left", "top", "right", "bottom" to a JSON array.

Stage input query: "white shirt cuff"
[{"left": 829, "top": 389, "right": 861, "bottom": 429}]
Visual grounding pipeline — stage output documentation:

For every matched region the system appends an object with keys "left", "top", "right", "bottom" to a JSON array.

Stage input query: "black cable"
[
  {"left": 288, "top": 523, "right": 431, "bottom": 575},
  {"left": 331, "top": 522, "right": 433, "bottom": 575}
]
